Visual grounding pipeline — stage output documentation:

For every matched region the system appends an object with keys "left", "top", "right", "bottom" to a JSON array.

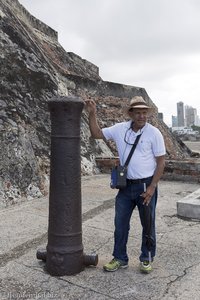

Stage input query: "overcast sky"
[{"left": 19, "top": 0, "right": 200, "bottom": 126}]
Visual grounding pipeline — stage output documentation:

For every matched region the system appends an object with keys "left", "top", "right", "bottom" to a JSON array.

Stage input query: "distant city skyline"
[{"left": 171, "top": 101, "right": 200, "bottom": 128}]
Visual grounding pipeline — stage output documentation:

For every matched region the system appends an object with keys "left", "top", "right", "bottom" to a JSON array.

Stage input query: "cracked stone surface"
[{"left": 0, "top": 175, "right": 200, "bottom": 299}]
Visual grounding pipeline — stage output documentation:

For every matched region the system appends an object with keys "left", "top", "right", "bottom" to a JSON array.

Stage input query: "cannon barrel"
[{"left": 37, "top": 96, "right": 98, "bottom": 276}]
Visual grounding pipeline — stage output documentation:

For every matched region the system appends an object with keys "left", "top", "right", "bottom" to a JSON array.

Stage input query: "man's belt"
[{"left": 126, "top": 176, "right": 153, "bottom": 184}]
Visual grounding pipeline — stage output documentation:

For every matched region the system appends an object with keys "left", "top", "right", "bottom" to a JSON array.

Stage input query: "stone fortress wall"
[{"left": 3, "top": 0, "right": 58, "bottom": 39}]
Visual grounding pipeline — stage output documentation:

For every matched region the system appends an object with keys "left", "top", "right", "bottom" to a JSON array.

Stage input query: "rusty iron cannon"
[{"left": 37, "top": 96, "right": 98, "bottom": 276}]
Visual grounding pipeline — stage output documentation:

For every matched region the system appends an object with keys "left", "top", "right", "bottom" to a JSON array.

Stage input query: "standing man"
[{"left": 84, "top": 96, "right": 166, "bottom": 273}]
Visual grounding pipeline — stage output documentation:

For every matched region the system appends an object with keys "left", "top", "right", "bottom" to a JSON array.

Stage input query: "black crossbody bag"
[{"left": 110, "top": 134, "right": 142, "bottom": 189}]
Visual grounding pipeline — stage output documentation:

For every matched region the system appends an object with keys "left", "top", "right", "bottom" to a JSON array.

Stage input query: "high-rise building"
[
  {"left": 195, "top": 114, "right": 200, "bottom": 126},
  {"left": 172, "top": 115, "right": 178, "bottom": 127},
  {"left": 177, "top": 101, "right": 184, "bottom": 127},
  {"left": 185, "top": 105, "right": 196, "bottom": 127},
  {"left": 193, "top": 108, "right": 199, "bottom": 126}
]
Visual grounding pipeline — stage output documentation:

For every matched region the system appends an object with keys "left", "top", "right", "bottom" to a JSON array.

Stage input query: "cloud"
[{"left": 19, "top": 0, "right": 200, "bottom": 124}]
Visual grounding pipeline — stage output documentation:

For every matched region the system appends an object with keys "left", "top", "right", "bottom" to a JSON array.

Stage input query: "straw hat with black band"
[{"left": 128, "top": 96, "right": 151, "bottom": 111}]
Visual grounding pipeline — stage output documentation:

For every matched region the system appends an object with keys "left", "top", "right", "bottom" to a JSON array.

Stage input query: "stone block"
[{"left": 177, "top": 188, "right": 200, "bottom": 220}]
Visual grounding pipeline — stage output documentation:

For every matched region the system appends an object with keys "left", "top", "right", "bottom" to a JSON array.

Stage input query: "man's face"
[{"left": 129, "top": 108, "right": 149, "bottom": 129}]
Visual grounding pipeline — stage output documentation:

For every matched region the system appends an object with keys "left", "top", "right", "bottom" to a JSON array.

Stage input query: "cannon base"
[{"left": 36, "top": 248, "right": 98, "bottom": 276}]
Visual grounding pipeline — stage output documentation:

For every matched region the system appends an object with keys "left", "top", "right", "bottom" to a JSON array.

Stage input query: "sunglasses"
[{"left": 124, "top": 127, "right": 140, "bottom": 145}]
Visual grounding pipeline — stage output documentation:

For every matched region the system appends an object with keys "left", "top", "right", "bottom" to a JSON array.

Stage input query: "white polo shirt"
[{"left": 102, "top": 120, "right": 166, "bottom": 179}]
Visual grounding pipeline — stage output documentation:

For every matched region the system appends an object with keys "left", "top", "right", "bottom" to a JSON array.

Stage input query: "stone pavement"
[{"left": 0, "top": 174, "right": 200, "bottom": 300}]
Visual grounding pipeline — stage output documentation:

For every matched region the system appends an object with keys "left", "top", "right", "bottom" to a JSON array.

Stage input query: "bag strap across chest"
[{"left": 124, "top": 134, "right": 142, "bottom": 167}]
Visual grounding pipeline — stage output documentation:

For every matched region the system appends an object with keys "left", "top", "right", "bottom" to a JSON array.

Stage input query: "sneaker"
[
  {"left": 140, "top": 261, "right": 152, "bottom": 273},
  {"left": 103, "top": 258, "right": 128, "bottom": 272}
]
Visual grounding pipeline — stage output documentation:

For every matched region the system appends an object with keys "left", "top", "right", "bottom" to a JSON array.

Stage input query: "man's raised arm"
[{"left": 84, "top": 100, "right": 104, "bottom": 139}]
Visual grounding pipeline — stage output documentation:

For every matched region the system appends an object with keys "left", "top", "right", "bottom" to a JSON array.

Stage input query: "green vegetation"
[{"left": 191, "top": 125, "right": 200, "bottom": 133}]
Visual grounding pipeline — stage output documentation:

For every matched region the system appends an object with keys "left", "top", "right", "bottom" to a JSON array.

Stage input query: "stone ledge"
[
  {"left": 96, "top": 157, "right": 200, "bottom": 182},
  {"left": 164, "top": 159, "right": 200, "bottom": 183},
  {"left": 177, "top": 188, "right": 200, "bottom": 220}
]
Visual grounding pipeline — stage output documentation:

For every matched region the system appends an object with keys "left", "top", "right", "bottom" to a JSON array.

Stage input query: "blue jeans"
[{"left": 112, "top": 177, "right": 157, "bottom": 263}]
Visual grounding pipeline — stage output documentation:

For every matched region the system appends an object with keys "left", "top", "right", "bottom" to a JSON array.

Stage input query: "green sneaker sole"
[
  {"left": 103, "top": 263, "right": 128, "bottom": 272},
  {"left": 140, "top": 263, "right": 152, "bottom": 273}
]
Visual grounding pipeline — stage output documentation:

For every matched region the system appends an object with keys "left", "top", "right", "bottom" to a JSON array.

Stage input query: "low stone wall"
[
  {"left": 96, "top": 157, "right": 200, "bottom": 183},
  {"left": 96, "top": 157, "right": 119, "bottom": 173},
  {"left": 163, "top": 159, "right": 200, "bottom": 183}
]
